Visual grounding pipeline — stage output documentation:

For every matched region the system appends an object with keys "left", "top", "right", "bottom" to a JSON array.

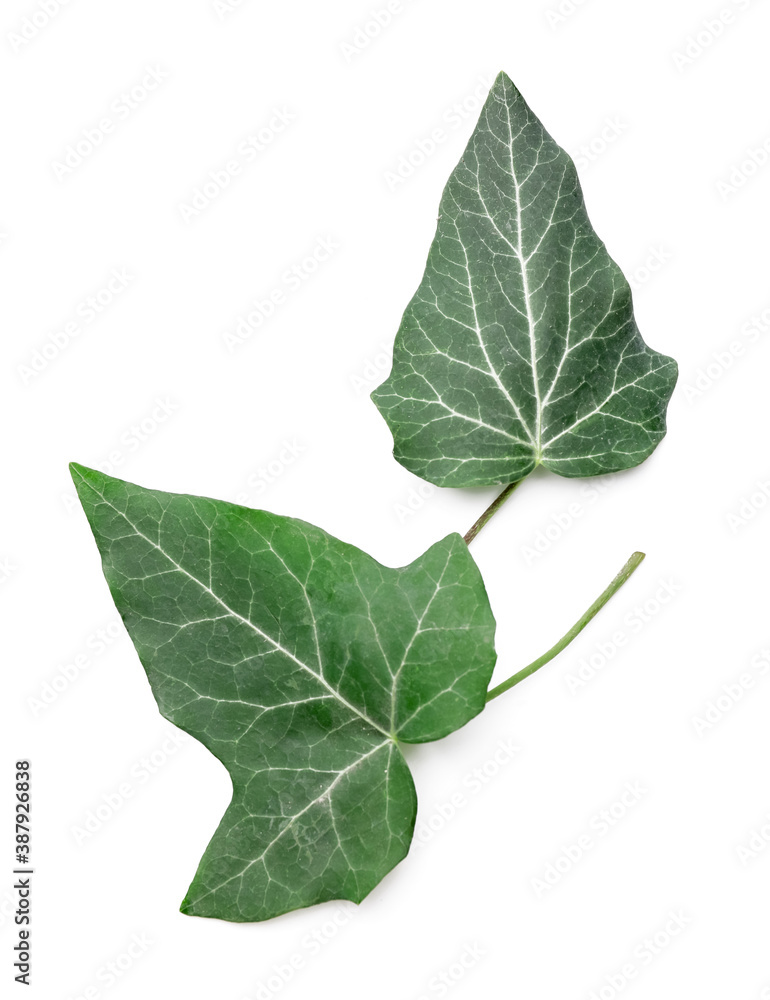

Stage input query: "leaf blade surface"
[
  {"left": 372, "top": 72, "right": 678, "bottom": 487},
  {"left": 71, "top": 464, "right": 496, "bottom": 921}
]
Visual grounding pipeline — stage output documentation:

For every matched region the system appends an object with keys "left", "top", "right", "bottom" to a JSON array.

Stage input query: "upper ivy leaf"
[
  {"left": 372, "top": 72, "right": 678, "bottom": 488},
  {"left": 70, "top": 463, "right": 496, "bottom": 922}
]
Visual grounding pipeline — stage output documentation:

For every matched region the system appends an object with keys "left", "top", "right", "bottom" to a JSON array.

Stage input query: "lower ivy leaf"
[{"left": 70, "top": 463, "right": 497, "bottom": 922}]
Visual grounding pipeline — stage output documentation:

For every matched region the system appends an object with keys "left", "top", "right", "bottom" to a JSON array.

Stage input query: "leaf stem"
[
  {"left": 485, "top": 551, "right": 646, "bottom": 703},
  {"left": 464, "top": 481, "right": 523, "bottom": 545}
]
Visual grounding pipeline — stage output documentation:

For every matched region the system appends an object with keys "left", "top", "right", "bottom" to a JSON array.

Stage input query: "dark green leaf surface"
[
  {"left": 71, "top": 464, "right": 496, "bottom": 922},
  {"left": 372, "top": 72, "right": 678, "bottom": 487}
]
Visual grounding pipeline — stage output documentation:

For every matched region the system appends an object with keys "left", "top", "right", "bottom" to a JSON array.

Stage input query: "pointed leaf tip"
[{"left": 69, "top": 461, "right": 96, "bottom": 484}]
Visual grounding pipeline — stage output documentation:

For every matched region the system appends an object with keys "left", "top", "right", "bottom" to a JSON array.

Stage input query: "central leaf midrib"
[
  {"left": 388, "top": 546, "right": 452, "bottom": 731},
  {"left": 461, "top": 88, "right": 544, "bottom": 460},
  {"left": 502, "top": 86, "right": 543, "bottom": 458}
]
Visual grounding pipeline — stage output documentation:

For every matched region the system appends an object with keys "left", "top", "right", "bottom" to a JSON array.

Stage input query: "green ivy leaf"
[
  {"left": 70, "top": 464, "right": 496, "bottom": 922},
  {"left": 372, "top": 72, "right": 678, "bottom": 487}
]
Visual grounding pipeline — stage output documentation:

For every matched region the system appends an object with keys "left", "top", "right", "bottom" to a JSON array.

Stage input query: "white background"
[{"left": 3, "top": 0, "right": 770, "bottom": 997}]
